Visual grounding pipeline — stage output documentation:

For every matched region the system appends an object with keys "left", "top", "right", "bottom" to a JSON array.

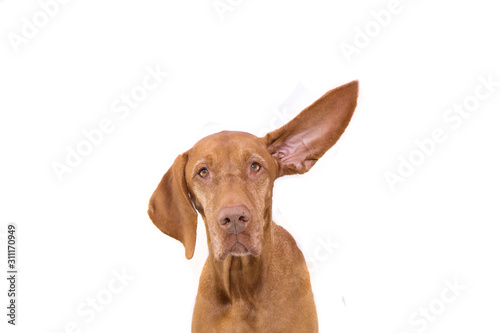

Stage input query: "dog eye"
[
  {"left": 198, "top": 168, "right": 209, "bottom": 178},
  {"left": 250, "top": 163, "right": 261, "bottom": 173}
]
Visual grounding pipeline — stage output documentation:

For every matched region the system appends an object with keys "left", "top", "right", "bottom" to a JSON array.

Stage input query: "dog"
[{"left": 148, "top": 80, "right": 359, "bottom": 332}]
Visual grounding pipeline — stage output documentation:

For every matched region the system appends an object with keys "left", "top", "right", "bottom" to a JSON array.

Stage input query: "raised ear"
[
  {"left": 264, "top": 80, "right": 359, "bottom": 176},
  {"left": 148, "top": 153, "right": 198, "bottom": 259}
]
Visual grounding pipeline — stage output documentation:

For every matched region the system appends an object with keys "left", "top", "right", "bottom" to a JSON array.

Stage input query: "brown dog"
[{"left": 148, "top": 80, "right": 359, "bottom": 332}]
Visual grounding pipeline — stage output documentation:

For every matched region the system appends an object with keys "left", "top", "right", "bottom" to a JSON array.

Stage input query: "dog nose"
[{"left": 217, "top": 205, "right": 251, "bottom": 234}]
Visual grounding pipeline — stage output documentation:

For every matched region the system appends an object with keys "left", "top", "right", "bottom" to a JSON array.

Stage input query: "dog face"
[
  {"left": 148, "top": 81, "right": 359, "bottom": 260},
  {"left": 184, "top": 131, "right": 277, "bottom": 260}
]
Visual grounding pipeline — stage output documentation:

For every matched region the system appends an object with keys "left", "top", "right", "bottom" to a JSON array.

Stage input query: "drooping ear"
[
  {"left": 264, "top": 80, "right": 359, "bottom": 176},
  {"left": 148, "top": 153, "right": 198, "bottom": 259}
]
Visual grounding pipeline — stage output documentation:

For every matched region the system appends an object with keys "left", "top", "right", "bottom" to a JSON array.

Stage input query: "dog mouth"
[
  {"left": 229, "top": 240, "right": 249, "bottom": 256},
  {"left": 217, "top": 234, "right": 260, "bottom": 260}
]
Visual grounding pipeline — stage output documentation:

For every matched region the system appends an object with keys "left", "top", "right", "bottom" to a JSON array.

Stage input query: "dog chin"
[
  {"left": 217, "top": 242, "right": 260, "bottom": 261},
  {"left": 230, "top": 241, "right": 251, "bottom": 256}
]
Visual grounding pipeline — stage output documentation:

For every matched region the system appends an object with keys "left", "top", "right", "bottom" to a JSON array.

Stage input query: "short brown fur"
[{"left": 148, "top": 80, "right": 359, "bottom": 332}]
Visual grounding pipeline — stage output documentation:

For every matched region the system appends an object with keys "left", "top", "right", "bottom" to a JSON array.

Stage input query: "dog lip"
[
  {"left": 216, "top": 234, "right": 261, "bottom": 260},
  {"left": 216, "top": 241, "right": 249, "bottom": 261},
  {"left": 229, "top": 241, "right": 248, "bottom": 255}
]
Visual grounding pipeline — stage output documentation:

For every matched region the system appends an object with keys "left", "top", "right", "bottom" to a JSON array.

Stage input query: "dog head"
[{"left": 148, "top": 81, "right": 359, "bottom": 260}]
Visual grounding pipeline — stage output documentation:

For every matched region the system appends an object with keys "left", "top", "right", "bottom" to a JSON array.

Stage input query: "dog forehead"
[{"left": 190, "top": 131, "right": 267, "bottom": 160}]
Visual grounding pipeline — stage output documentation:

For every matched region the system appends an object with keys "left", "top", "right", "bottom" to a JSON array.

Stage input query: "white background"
[{"left": 1, "top": 0, "right": 499, "bottom": 332}]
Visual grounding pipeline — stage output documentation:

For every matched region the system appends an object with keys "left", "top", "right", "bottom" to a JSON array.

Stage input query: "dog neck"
[
  {"left": 211, "top": 254, "right": 267, "bottom": 301},
  {"left": 208, "top": 220, "right": 274, "bottom": 302}
]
